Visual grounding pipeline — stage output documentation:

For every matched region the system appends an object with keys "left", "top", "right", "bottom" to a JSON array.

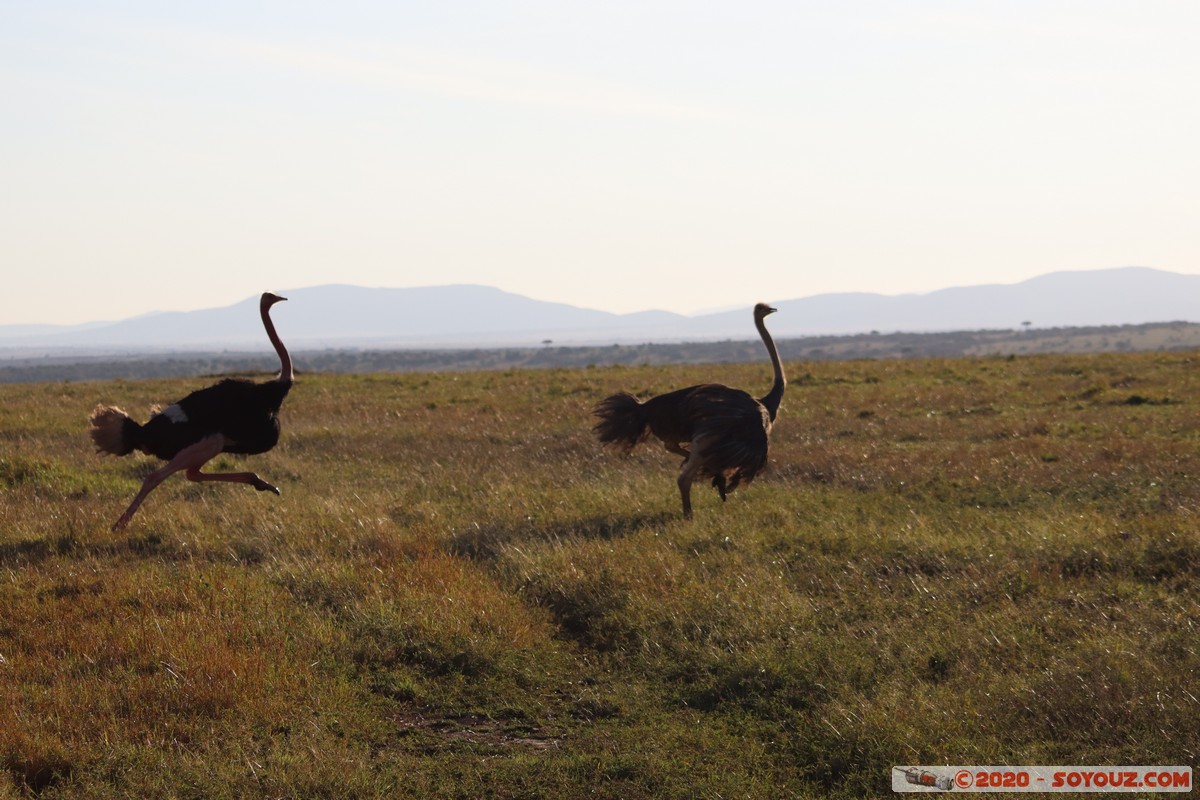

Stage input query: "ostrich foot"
[
  {"left": 251, "top": 477, "right": 281, "bottom": 494},
  {"left": 712, "top": 475, "right": 728, "bottom": 501}
]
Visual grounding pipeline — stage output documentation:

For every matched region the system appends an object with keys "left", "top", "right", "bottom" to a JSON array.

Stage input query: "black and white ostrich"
[
  {"left": 89, "top": 292, "right": 294, "bottom": 531},
  {"left": 593, "top": 302, "right": 786, "bottom": 519}
]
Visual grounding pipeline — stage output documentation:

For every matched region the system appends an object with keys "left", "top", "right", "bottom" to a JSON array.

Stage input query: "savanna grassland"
[{"left": 1, "top": 353, "right": 1198, "bottom": 798}]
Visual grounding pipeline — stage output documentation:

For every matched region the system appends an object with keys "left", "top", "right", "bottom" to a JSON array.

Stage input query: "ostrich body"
[
  {"left": 90, "top": 292, "right": 294, "bottom": 531},
  {"left": 593, "top": 302, "right": 785, "bottom": 518}
]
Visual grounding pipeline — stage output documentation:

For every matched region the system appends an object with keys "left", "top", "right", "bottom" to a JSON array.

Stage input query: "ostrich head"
[
  {"left": 754, "top": 302, "right": 777, "bottom": 320},
  {"left": 261, "top": 292, "right": 288, "bottom": 308}
]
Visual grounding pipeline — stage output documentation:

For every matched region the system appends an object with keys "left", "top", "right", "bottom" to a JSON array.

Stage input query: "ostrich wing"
[{"left": 679, "top": 386, "right": 771, "bottom": 480}]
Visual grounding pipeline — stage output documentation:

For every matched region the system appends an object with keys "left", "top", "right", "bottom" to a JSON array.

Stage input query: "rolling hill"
[{"left": 3, "top": 267, "right": 1199, "bottom": 354}]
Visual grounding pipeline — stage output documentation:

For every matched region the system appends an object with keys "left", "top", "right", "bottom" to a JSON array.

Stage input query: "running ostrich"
[
  {"left": 593, "top": 302, "right": 785, "bottom": 519},
  {"left": 89, "top": 292, "right": 294, "bottom": 531}
]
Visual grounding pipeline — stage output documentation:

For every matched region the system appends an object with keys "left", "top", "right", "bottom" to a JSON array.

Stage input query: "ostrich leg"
[{"left": 112, "top": 435, "right": 225, "bottom": 531}]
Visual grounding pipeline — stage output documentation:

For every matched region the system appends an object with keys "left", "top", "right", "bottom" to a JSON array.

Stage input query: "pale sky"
[{"left": 3, "top": 1, "right": 1198, "bottom": 325}]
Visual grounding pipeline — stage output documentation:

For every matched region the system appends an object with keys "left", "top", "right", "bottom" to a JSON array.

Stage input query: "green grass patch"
[{"left": 1, "top": 352, "right": 1198, "bottom": 797}]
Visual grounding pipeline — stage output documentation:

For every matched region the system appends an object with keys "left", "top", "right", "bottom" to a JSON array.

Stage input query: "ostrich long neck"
[
  {"left": 262, "top": 301, "right": 293, "bottom": 384},
  {"left": 757, "top": 315, "right": 785, "bottom": 422}
]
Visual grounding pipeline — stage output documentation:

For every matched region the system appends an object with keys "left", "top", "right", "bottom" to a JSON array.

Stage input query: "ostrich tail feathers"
[
  {"left": 88, "top": 404, "right": 140, "bottom": 456},
  {"left": 592, "top": 392, "right": 649, "bottom": 452}
]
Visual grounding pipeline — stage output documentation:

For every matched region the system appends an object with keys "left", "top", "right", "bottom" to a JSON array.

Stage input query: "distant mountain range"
[{"left": 3, "top": 267, "right": 1199, "bottom": 355}]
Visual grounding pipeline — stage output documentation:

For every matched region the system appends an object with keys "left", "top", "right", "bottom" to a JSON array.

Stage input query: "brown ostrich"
[
  {"left": 593, "top": 302, "right": 785, "bottom": 518},
  {"left": 89, "top": 292, "right": 294, "bottom": 531}
]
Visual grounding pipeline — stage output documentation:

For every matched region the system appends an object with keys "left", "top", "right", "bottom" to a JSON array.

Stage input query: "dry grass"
[{"left": 1, "top": 353, "right": 1198, "bottom": 797}]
